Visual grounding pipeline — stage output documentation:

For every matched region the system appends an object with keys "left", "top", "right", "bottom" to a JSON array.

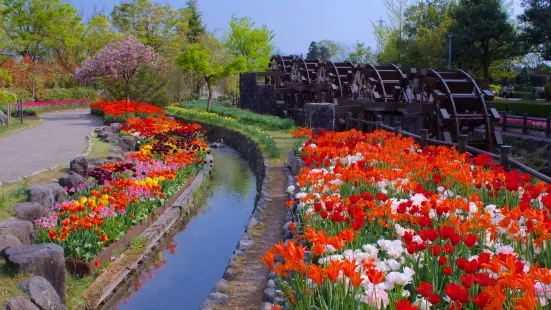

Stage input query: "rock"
[
  {"left": 3, "top": 296, "right": 39, "bottom": 310},
  {"left": 110, "top": 123, "right": 122, "bottom": 134},
  {"left": 27, "top": 184, "right": 65, "bottom": 209},
  {"left": 246, "top": 218, "right": 258, "bottom": 231},
  {"left": 101, "top": 126, "right": 115, "bottom": 133},
  {"left": 0, "top": 219, "right": 35, "bottom": 245},
  {"left": 233, "top": 249, "right": 244, "bottom": 257},
  {"left": 284, "top": 230, "right": 293, "bottom": 241},
  {"left": 263, "top": 288, "right": 275, "bottom": 303},
  {"left": 241, "top": 233, "right": 251, "bottom": 241},
  {"left": 304, "top": 102, "right": 335, "bottom": 131},
  {"left": 57, "top": 172, "right": 85, "bottom": 191},
  {"left": 119, "top": 136, "right": 137, "bottom": 152},
  {"left": 273, "top": 296, "right": 285, "bottom": 305},
  {"left": 206, "top": 292, "right": 228, "bottom": 304},
  {"left": 2, "top": 244, "right": 66, "bottom": 302},
  {"left": 69, "top": 156, "right": 103, "bottom": 176},
  {"left": 282, "top": 221, "right": 293, "bottom": 232},
  {"left": 0, "top": 110, "right": 7, "bottom": 126},
  {"left": 260, "top": 302, "right": 273, "bottom": 310},
  {"left": 210, "top": 139, "right": 225, "bottom": 148},
  {"left": 13, "top": 203, "right": 49, "bottom": 222},
  {"left": 18, "top": 276, "right": 63, "bottom": 310},
  {"left": 228, "top": 258, "right": 238, "bottom": 268},
  {"left": 304, "top": 250, "right": 313, "bottom": 262},
  {"left": 108, "top": 146, "right": 123, "bottom": 154},
  {"left": 238, "top": 240, "right": 254, "bottom": 251},
  {"left": 275, "top": 289, "right": 283, "bottom": 298},
  {"left": 267, "top": 272, "right": 276, "bottom": 280},
  {"left": 100, "top": 132, "right": 119, "bottom": 142},
  {"left": 0, "top": 235, "right": 22, "bottom": 253},
  {"left": 104, "top": 154, "right": 124, "bottom": 165},
  {"left": 212, "top": 279, "right": 229, "bottom": 293},
  {"left": 266, "top": 279, "right": 276, "bottom": 288},
  {"left": 94, "top": 127, "right": 104, "bottom": 133},
  {"left": 223, "top": 267, "right": 234, "bottom": 280}
]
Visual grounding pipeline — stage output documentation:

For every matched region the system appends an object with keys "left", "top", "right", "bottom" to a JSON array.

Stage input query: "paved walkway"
[{"left": 0, "top": 109, "right": 102, "bottom": 183}]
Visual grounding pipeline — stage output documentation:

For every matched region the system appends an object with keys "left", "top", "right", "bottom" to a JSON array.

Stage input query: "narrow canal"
[{"left": 102, "top": 147, "right": 257, "bottom": 310}]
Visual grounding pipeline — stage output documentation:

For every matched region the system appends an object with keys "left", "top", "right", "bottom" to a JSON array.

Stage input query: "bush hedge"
[{"left": 492, "top": 99, "right": 551, "bottom": 117}]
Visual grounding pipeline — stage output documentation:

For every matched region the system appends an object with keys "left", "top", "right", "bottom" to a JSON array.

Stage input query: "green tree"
[
  {"left": 347, "top": 42, "right": 376, "bottom": 64},
  {"left": 519, "top": 0, "right": 551, "bottom": 60},
  {"left": 306, "top": 41, "right": 319, "bottom": 59},
  {"left": 111, "top": 0, "right": 187, "bottom": 55},
  {"left": 81, "top": 15, "right": 122, "bottom": 59},
  {"left": 0, "top": 0, "right": 84, "bottom": 63},
  {"left": 176, "top": 35, "right": 246, "bottom": 112},
  {"left": 317, "top": 39, "right": 339, "bottom": 60},
  {"left": 185, "top": 0, "right": 205, "bottom": 44},
  {"left": 450, "top": 0, "right": 522, "bottom": 84},
  {"left": 224, "top": 14, "right": 275, "bottom": 72}
]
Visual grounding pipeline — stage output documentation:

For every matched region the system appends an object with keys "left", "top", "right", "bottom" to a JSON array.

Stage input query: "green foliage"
[
  {"left": 545, "top": 83, "right": 551, "bottom": 101},
  {"left": 450, "top": 0, "right": 522, "bottom": 83},
  {"left": 180, "top": 100, "right": 295, "bottom": 130},
  {"left": 47, "top": 87, "right": 97, "bottom": 101},
  {"left": 489, "top": 84, "right": 501, "bottom": 94},
  {"left": 306, "top": 41, "right": 319, "bottom": 59},
  {"left": 0, "top": 0, "right": 84, "bottom": 64},
  {"left": 0, "top": 90, "right": 16, "bottom": 105},
  {"left": 519, "top": 0, "right": 551, "bottom": 61},
  {"left": 111, "top": 0, "right": 187, "bottom": 55},
  {"left": 185, "top": 0, "right": 206, "bottom": 44},
  {"left": 167, "top": 106, "right": 280, "bottom": 158},
  {"left": 224, "top": 14, "right": 275, "bottom": 72},
  {"left": 105, "top": 65, "right": 169, "bottom": 107},
  {"left": 493, "top": 99, "right": 551, "bottom": 117},
  {"left": 81, "top": 15, "right": 123, "bottom": 59},
  {"left": 347, "top": 42, "right": 376, "bottom": 64}
]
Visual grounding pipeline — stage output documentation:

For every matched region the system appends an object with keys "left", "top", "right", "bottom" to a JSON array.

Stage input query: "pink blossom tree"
[{"left": 74, "top": 37, "right": 166, "bottom": 103}]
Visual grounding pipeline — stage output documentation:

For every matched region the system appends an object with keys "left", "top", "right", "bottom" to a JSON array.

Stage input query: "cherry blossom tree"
[{"left": 74, "top": 37, "right": 166, "bottom": 103}]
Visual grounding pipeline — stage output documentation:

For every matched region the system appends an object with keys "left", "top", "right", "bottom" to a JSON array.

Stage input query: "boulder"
[
  {"left": 18, "top": 276, "right": 64, "bottom": 310},
  {"left": 27, "top": 184, "right": 65, "bottom": 209},
  {"left": 118, "top": 136, "right": 137, "bottom": 152},
  {"left": 0, "top": 235, "right": 22, "bottom": 253},
  {"left": 212, "top": 279, "right": 229, "bottom": 293},
  {"left": 100, "top": 133, "right": 119, "bottom": 143},
  {"left": 69, "top": 156, "right": 103, "bottom": 176},
  {"left": 57, "top": 172, "right": 85, "bottom": 191},
  {"left": 0, "top": 110, "right": 7, "bottom": 126},
  {"left": 108, "top": 146, "right": 123, "bottom": 154},
  {"left": 210, "top": 139, "right": 225, "bottom": 148},
  {"left": 3, "top": 296, "right": 39, "bottom": 310},
  {"left": 109, "top": 123, "right": 122, "bottom": 134},
  {"left": 13, "top": 202, "right": 49, "bottom": 222},
  {"left": 104, "top": 154, "right": 124, "bottom": 165},
  {"left": 2, "top": 244, "right": 66, "bottom": 302},
  {"left": 0, "top": 219, "right": 35, "bottom": 245}
]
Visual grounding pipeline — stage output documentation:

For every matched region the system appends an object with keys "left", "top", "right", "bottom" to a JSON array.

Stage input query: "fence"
[
  {"left": 500, "top": 112, "right": 551, "bottom": 137},
  {"left": 345, "top": 112, "right": 551, "bottom": 184}
]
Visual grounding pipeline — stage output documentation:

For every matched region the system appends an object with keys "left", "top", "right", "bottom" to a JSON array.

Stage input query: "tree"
[
  {"left": 450, "top": 0, "right": 522, "bottom": 84},
  {"left": 185, "top": 0, "right": 205, "bottom": 44},
  {"left": 1, "top": 55, "right": 60, "bottom": 100},
  {"left": 224, "top": 14, "right": 275, "bottom": 72},
  {"left": 81, "top": 15, "right": 122, "bottom": 59},
  {"left": 176, "top": 35, "right": 246, "bottom": 112},
  {"left": 74, "top": 37, "right": 166, "bottom": 103},
  {"left": 111, "top": 0, "right": 187, "bottom": 55},
  {"left": 0, "top": 0, "right": 83, "bottom": 62},
  {"left": 317, "top": 40, "right": 339, "bottom": 60},
  {"left": 518, "top": 0, "right": 551, "bottom": 60},
  {"left": 347, "top": 42, "right": 376, "bottom": 63},
  {"left": 306, "top": 41, "right": 319, "bottom": 59}
]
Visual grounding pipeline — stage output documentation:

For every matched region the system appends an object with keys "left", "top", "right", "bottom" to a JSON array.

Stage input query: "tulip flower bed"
[
  {"left": 500, "top": 118, "right": 547, "bottom": 131},
  {"left": 91, "top": 100, "right": 165, "bottom": 122},
  {"left": 34, "top": 116, "right": 207, "bottom": 270},
  {"left": 264, "top": 128, "right": 551, "bottom": 309}
]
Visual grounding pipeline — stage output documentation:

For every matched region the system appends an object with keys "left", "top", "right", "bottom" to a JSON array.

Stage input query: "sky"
[{"left": 66, "top": 0, "right": 524, "bottom": 56}]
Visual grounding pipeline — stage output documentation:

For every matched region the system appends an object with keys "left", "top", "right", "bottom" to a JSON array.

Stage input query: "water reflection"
[{"left": 103, "top": 148, "right": 256, "bottom": 310}]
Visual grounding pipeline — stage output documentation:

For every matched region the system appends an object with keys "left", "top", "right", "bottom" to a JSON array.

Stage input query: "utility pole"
[{"left": 376, "top": 16, "right": 385, "bottom": 54}]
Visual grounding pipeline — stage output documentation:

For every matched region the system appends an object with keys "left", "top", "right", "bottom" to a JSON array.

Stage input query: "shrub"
[
  {"left": 492, "top": 99, "right": 551, "bottom": 117},
  {"left": 48, "top": 87, "right": 98, "bottom": 101},
  {"left": 545, "top": 83, "right": 551, "bottom": 101},
  {"left": 489, "top": 84, "right": 500, "bottom": 94}
]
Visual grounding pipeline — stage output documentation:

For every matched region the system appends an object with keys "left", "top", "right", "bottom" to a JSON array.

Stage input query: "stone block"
[
  {"left": 18, "top": 276, "right": 64, "bottom": 310},
  {"left": 58, "top": 172, "right": 85, "bottom": 191},
  {"left": 13, "top": 202, "right": 49, "bottom": 222},
  {"left": 119, "top": 136, "right": 137, "bottom": 152},
  {"left": 2, "top": 244, "right": 66, "bottom": 302},
  {"left": 70, "top": 156, "right": 103, "bottom": 177},
  {"left": 104, "top": 154, "right": 125, "bottom": 165},
  {"left": 3, "top": 296, "right": 39, "bottom": 310},
  {"left": 256, "top": 84, "right": 275, "bottom": 115},
  {"left": 0, "top": 235, "right": 22, "bottom": 253},
  {"left": 0, "top": 219, "right": 35, "bottom": 245},
  {"left": 27, "top": 184, "right": 65, "bottom": 209},
  {"left": 304, "top": 102, "right": 335, "bottom": 131},
  {"left": 239, "top": 72, "right": 257, "bottom": 110}
]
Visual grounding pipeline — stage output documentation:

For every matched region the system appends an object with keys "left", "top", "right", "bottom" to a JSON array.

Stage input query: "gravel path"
[{"left": 0, "top": 109, "right": 102, "bottom": 183}]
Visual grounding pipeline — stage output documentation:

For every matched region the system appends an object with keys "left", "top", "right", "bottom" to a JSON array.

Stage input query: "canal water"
[{"left": 102, "top": 147, "right": 257, "bottom": 310}]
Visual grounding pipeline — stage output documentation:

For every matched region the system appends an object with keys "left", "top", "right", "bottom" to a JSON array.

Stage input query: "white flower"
[
  {"left": 413, "top": 298, "right": 432, "bottom": 309},
  {"left": 469, "top": 202, "right": 478, "bottom": 213},
  {"left": 496, "top": 245, "right": 515, "bottom": 255},
  {"left": 286, "top": 185, "right": 295, "bottom": 193},
  {"left": 385, "top": 259, "right": 401, "bottom": 271},
  {"left": 360, "top": 288, "right": 389, "bottom": 308},
  {"left": 362, "top": 244, "right": 379, "bottom": 259}
]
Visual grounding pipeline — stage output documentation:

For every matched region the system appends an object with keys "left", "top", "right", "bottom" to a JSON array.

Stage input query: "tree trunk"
[
  {"left": 125, "top": 80, "right": 131, "bottom": 104},
  {"left": 483, "top": 63, "right": 490, "bottom": 87},
  {"left": 31, "top": 80, "right": 35, "bottom": 102},
  {"left": 207, "top": 81, "right": 213, "bottom": 112},
  {"left": 7, "top": 103, "right": 10, "bottom": 129}
]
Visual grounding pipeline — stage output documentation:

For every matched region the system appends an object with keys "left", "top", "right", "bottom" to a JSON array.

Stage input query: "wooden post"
[
  {"left": 546, "top": 114, "right": 550, "bottom": 138},
  {"left": 394, "top": 120, "right": 402, "bottom": 132},
  {"left": 420, "top": 129, "right": 428, "bottom": 148},
  {"left": 345, "top": 112, "right": 352, "bottom": 131},
  {"left": 523, "top": 113, "right": 528, "bottom": 134},
  {"left": 500, "top": 145, "right": 512, "bottom": 172},
  {"left": 356, "top": 114, "right": 365, "bottom": 131},
  {"left": 458, "top": 134, "right": 468, "bottom": 153},
  {"left": 375, "top": 114, "right": 383, "bottom": 130},
  {"left": 502, "top": 112, "right": 507, "bottom": 132}
]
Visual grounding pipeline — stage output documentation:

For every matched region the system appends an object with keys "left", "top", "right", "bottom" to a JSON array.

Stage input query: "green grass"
[
  {"left": 493, "top": 99, "right": 551, "bottom": 117},
  {"left": 0, "top": 261, "right": 32, "bottom": 305},
  {"left": 167, "top": 105, "right": 283, "bottom": 158},
  {"left": 179, "top": 100, "right": 295, "bottom": 130}
]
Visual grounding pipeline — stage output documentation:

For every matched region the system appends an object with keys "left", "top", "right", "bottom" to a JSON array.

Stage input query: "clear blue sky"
[{"left": 66, "top": 0, "right": 524, "bottom": 55}]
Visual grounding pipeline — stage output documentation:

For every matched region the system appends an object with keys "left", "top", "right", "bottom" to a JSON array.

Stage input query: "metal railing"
[
  {"left": 499, "top": 111, "right": 551, "bottom": 137},
  {"left": 344, "top": 112, "right": 551, "bottom": 184}
]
